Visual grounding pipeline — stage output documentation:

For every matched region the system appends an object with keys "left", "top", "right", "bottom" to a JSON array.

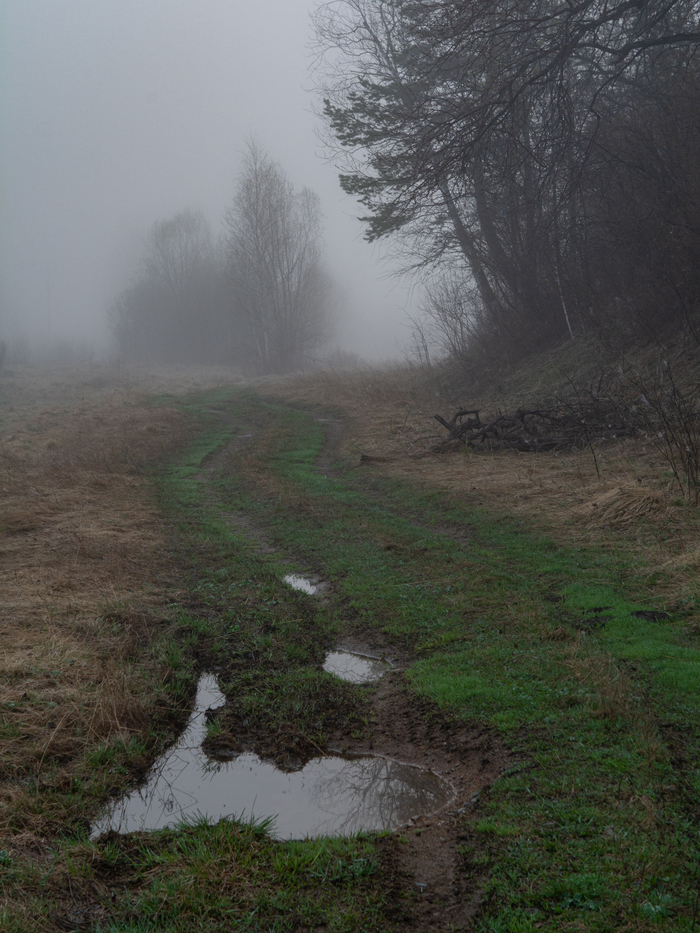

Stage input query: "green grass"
[{"left": 1, "top": 817, "right": 385, "bottom": 932}]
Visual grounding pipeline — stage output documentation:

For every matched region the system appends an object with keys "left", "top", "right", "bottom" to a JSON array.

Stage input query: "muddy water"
[
  {"left": 92, "top": 675, "right": 453, "bottom": 840},
  {"left": 324, "top": 650, "right": 390, "bottom": 684}
]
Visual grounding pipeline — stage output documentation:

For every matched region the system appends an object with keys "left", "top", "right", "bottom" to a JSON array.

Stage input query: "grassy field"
[{"left": 1, "top": 360, "right": 699, "bottom": 930}]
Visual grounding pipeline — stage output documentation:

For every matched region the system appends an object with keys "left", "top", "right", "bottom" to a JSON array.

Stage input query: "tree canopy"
[{"left": 315, "top": 0, "right": 700, "bottom": 357}]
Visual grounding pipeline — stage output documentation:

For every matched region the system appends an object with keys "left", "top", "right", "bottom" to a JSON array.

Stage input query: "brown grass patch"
[{"left": 576, "top": 483, "right": 676, "bottom": 527}]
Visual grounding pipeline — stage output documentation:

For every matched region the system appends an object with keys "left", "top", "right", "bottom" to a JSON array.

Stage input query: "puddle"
[
  {"left": 324, "top": 650, "right": 391, "bottom": 684},
  {"left": 92, "top": 675, "right": 453, "bottom": 840},
  {"left": 283, "top": 574, "right": 319, "bottom": 595}
]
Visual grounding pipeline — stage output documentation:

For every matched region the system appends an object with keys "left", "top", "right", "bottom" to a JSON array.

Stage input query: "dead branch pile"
[{"left": 434, "top": 399, "right": 635, "bottom": 451}]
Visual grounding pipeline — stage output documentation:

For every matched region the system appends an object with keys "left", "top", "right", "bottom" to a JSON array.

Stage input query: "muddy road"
[{"left": 1, "top": 364, "right": 699, "bottom": 931}]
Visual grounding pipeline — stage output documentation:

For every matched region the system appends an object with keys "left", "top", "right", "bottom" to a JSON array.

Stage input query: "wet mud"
[{"left": 332, "top": 668, "right": 510, "bottom": 931}]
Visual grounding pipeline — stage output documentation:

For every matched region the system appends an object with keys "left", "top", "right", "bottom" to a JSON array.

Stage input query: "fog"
[{"left": 0, "top": 0, "right": 414, "bottom": 362}]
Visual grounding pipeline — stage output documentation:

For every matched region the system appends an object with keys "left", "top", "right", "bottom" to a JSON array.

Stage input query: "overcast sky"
[{"left": 0, "top": 0, "right": 415, "bottom": 360}]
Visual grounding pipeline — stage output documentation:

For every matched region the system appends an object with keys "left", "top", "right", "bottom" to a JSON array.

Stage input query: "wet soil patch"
[
  {"left": 201, "top": 667, "right": 506, "bottom": 931},
  {"left": 332, "top": 670, "right": 511, "bottom": 931},
  {"left": 202, "top": 666, "right": 369, "bottom": 770},
  {"left": 206, "top": 648, "right": 510, "bottom": 927}
]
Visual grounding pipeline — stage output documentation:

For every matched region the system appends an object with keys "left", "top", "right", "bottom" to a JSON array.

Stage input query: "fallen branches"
[{"left": 434, "top": 400, "right": 635, "bottom": 452}]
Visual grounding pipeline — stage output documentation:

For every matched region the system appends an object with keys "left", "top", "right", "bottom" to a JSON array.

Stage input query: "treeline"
[
  {"left": 110, "top": 144, "right": 331, "bottom": 374},
  {"left": 314, "top": 0, "right": 700, "bottom": 362}
]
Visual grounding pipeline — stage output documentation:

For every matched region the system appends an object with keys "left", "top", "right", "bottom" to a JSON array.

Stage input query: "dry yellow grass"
[{"left": 576, "top": 483, "right": 676, "bottom": 527}]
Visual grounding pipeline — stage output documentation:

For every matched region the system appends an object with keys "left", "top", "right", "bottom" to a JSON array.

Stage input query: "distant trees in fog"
[
  {"left": 110, "top": 210, "right": 232, "bottom": 365},
  {"left": 110, "top": 148, "right": 332, "bottom": 373},
  {"left": 223, "top": 142, "right": 331, "bottom": 374},
  {"left": 314, "top": 0, "right": 700, "bottom": 361}
]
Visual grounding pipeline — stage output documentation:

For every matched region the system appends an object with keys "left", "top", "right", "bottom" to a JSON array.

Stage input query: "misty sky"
[{"left": 0, "top": 0, "right": 414, "bottom": 359}]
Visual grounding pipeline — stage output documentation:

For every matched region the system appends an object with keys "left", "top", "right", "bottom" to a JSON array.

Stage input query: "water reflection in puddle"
[
  {"left": 324, "top": 651, "right": 390, "bottom": 684},
  {"left": 92, "top": 675, "right": 452, "bottom": 840},
  {"left": 283, "top": 574, "right": 319, "bottom": 595}
]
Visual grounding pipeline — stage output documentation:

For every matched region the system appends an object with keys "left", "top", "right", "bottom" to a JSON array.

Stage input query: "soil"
[{"left": 331, "top": 670, "right": 510, "bottom": 931}]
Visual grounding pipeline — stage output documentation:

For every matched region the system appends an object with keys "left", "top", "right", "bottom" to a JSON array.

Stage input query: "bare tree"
[
  {"left": 224, "top": 142, "right": 332, "bottom": 374},
  {"left": 146, "top": 210, "right": 212, "bottom": 304},
  {"left": 417, "top": 271, "right": 491, "bottom": 364}
]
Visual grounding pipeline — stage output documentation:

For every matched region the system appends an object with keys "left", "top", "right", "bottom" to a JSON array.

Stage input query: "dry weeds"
[{"left": 575, "top": 484, "right": 676, "bottom": 527}]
